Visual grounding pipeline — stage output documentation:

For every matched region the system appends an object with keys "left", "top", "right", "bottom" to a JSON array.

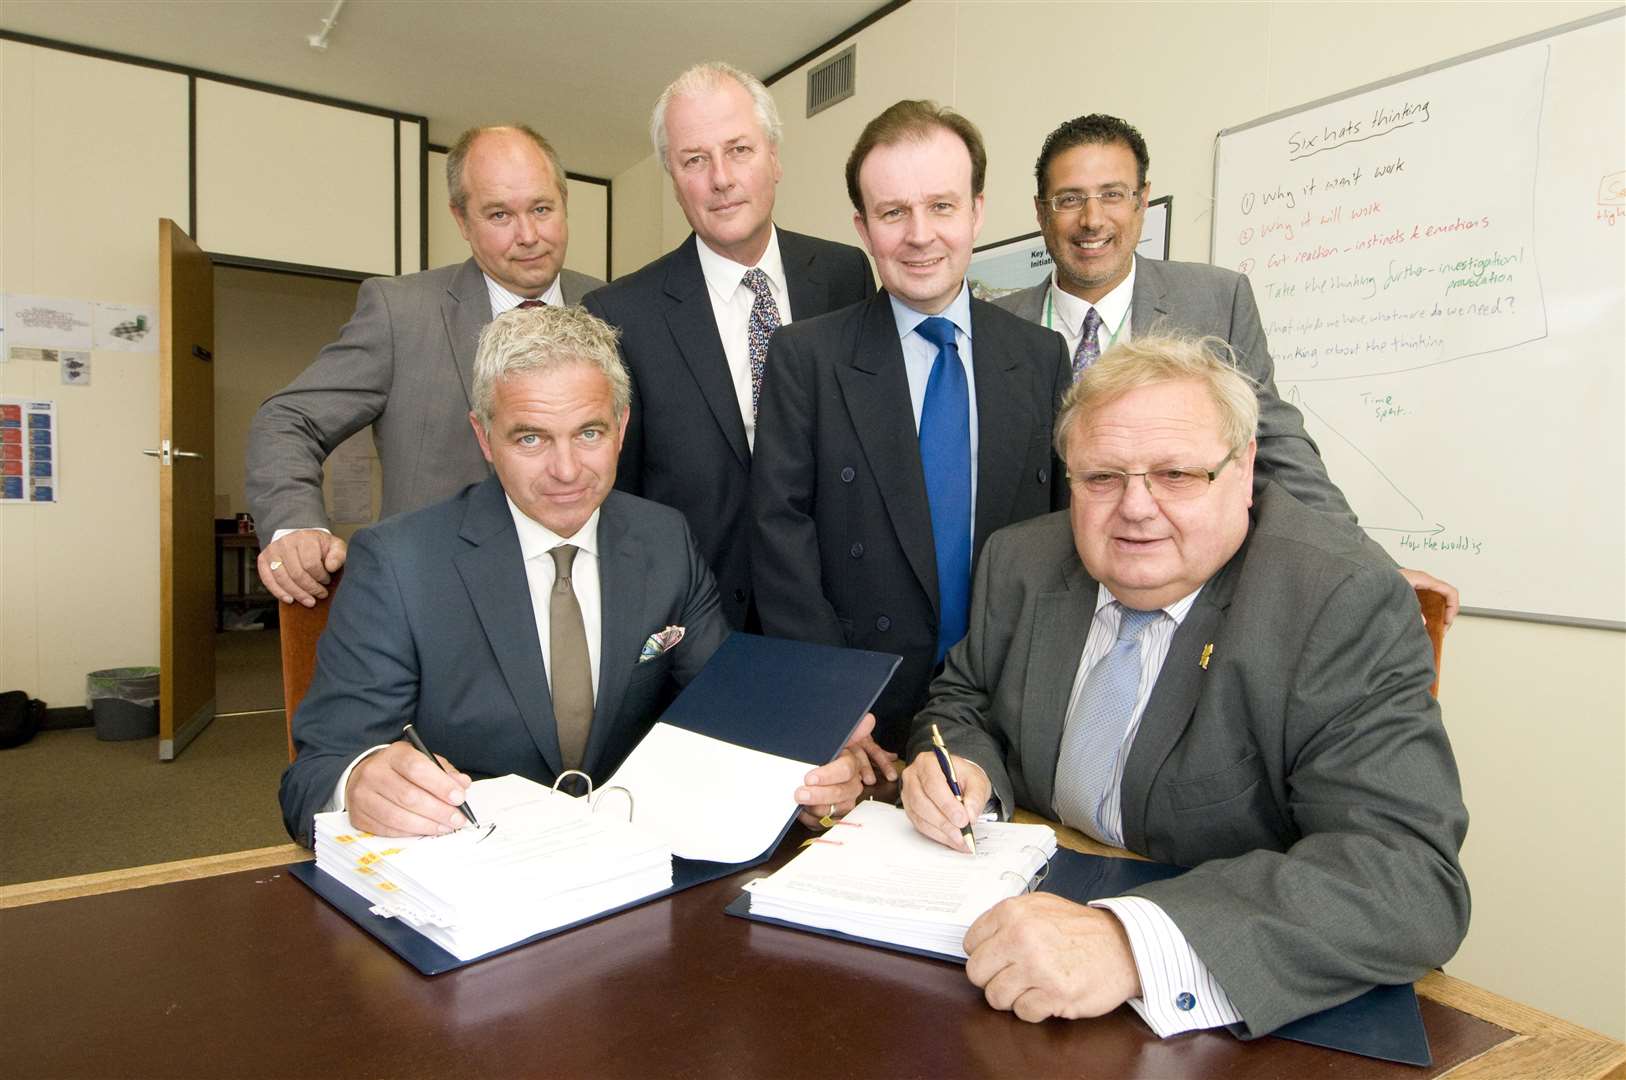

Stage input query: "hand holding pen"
[{"left": 403, "top": 723, "right": 479, "bottom": 826}]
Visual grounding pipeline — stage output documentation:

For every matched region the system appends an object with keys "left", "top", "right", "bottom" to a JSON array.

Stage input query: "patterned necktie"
[
  {"left": 1052, "top": 603, "right": 1163, "bottom": 843},
  {"left": 1072, "top": 306, "right": 1103, "bottom": 380},
  {"left": 516, "top": 299, "right": 546, "bottom": 310},
  {"left": 548, "top": 545, "right": 594, "bottom": 771},
  {"left": 742, "top": 268, "right": 781, "bottom": 416},
  {"left": 915, "top": 316, "right": 972, "bottom": 664}
]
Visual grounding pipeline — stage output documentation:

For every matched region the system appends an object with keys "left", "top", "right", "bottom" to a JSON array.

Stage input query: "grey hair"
[
  {"left": 446, "top": 124, "right": 567, "bottom": 212},
  {"left": 1054, "top": 333, "right": 1261, "bottom": 459},
  {"left": 651, "top": 61, "right": 782, "bottom": 171},
  {"left": 472, "top": 306, "right": 630, "bottom": 431}
]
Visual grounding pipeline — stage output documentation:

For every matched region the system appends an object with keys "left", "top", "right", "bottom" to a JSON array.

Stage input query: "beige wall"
[
  {"left": 663, "top": 0, "right": 1619, "bottom": 1040},
  {"left": 212, "top": 268, "right": 372, "bottom": 542},
  {"left": 0, "top": 42, "right": 189, "bottom": 707}
]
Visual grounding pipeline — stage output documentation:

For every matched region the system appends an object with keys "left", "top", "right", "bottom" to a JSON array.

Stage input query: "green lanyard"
[{"left": 1044, "top": 289, "right": 1128, "bottom": 351}]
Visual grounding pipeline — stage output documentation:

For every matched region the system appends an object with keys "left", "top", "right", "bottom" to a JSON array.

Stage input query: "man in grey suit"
[
  {"left": 994, "top": 113, "right": 1459, "bottom": 618},
  {"left": 248, "top": 124, "right": 604, "bottom": 610},
  {"left": 901, "top": 335, "right": 1468, "bottom": 1038},
  {"left": 583, "top": 62, "right": 875, "bottom": 633},
  {"left": 753, "top": 101, "right": 1070, "bottom": 752},
  {"left": 280, "top": 306, "right": 872, "bottom": 847}
]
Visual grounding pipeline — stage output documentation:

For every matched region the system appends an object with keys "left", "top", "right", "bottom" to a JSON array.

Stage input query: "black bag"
[{"left": 0, "top": 690, "right": 45, "bottom": 749}]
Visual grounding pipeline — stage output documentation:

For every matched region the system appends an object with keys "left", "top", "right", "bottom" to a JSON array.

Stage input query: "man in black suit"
[
  {"left": 279, "top": 306, "right": 874, "bottom": 846},
  {"left": 583, "top": 62, "right": 874, "bottom": 632},
  {"left": 752, "top": 101, "right": 1071, "bottom": 751}
]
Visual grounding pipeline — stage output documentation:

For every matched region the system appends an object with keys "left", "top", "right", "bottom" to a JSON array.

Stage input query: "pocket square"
[{"left": 638, "top": 625, "right": 686, "bottom": 663}]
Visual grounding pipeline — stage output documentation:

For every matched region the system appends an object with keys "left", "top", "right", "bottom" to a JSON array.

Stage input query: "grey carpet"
[{"left": 1, "top": 631, "right": 295, "bottom": 885}]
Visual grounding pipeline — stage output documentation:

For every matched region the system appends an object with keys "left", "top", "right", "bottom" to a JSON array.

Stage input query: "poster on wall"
[
  {"left": 1, "top": 398, "right": 59, "bottom": 503},
  {"left": 4, "top": 295, "right": 93, "bottom": 351},
  {"left": 968, "top": 195, "right": 1173, "bottom": 301},
  {"left": 93, "top": 301, "right": 159, "bottom": 352}
]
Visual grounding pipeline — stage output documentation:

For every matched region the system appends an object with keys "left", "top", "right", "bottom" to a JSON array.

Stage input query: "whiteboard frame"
[{"left": 1209, "top": 6, "right": 1625, "bottom": 633}]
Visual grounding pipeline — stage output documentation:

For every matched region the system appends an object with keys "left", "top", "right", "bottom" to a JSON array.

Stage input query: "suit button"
[
  {"left": 732, "top": 588, "right": 746, "bottom": 603},
  {"left": 840, "top": 466, "right": 856, "bottom": 483},
  {"left": 1037, "top": 467, "right": 1049, "bottom": 484},
  {"left": 849, "top": 543, "right": 864, "bottom": 558},
  {"left": 875, "top": 615, "right": 891, "bottom": 631}
]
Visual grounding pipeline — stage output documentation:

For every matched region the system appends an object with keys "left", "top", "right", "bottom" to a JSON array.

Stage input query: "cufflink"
[{"left": 1175, "top": 992, "right": 1197, "bottom": 1012}]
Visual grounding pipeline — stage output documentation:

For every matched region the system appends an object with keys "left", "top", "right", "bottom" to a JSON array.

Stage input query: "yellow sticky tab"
[
  {"left": 335, "top": 834, "right": 355, "bottom": 844},
  {"left": 380, "top": 848, "right": 403, "bottom": 856},
  {"left": 377, "top": 881, "right": 397, "bottom": 892}
]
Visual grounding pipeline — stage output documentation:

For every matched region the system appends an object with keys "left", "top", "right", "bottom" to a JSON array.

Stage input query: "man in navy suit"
[
  {"left": 279, "top": 306, "right": 874, "bottom": 846},
  {"left": 583, "top": 62, "right": 875, "bottom": 633},
  {"left": 751, "top": 101, "right": 1071, "bottom": 751}
]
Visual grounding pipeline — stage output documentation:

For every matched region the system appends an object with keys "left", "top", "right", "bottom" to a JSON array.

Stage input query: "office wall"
[
  {"left": 0, "top": 42, "right": 188, "bottom": 706},
  {"left": 611, "top": 0, "right": 1625, "bottom": 1040}
]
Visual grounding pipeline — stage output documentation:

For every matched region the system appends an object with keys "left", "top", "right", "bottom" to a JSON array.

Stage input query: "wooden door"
[{"left": 154, "top": 219, "right": 216, "bottom": 760}]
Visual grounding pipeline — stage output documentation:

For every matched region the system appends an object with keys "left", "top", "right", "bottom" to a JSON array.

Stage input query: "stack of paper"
[
  {"left": 743, "top": 801, "right": 1057, "bottom": 959},
  {"left": 314, "top": 774, "right": 673, "bottom": 961}
]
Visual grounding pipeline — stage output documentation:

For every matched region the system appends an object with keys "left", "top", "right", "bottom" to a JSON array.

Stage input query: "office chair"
[
  {"left": 1414, "top": 586, "right": 1448, "bottom": 698},
  {"left": 278, "top": 569, "right": 343, "bottom": 763}
]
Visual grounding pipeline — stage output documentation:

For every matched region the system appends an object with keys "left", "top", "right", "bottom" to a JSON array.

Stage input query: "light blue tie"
[
  {"left": 915, "top": 316, "right": 972, "bottom": 664},
  {"left": 1053, "top": 603, "right": 1163, "bottom": 843}
]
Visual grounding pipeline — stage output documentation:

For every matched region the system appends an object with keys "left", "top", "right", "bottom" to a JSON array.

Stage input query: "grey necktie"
[
  {"left": 548, "top": 545, "right": 594, "bottom": 771},
  {"left": 1072, "top": 306, "right": 1103, "bottom": 380},
  {"left": 1052, "top": 603, "right": 1163, "bottom": 843},
  {"left": 742, "top": 267, "right": 781, "bottom": 416}
]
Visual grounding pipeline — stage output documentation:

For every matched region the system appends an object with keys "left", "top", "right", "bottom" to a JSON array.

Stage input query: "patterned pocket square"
[{"left": 638, "top": 625, "right": 686, "bottom": 663}]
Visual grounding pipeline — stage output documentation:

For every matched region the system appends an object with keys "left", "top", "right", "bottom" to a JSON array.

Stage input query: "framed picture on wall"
[{"left": 968, "top": 195, "right": 1172, "bottom": 301}]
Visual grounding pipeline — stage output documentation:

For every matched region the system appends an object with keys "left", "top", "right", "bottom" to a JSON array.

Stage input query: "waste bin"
[{"left": 87, "top": 666, "right": 160, "bottom": 741}]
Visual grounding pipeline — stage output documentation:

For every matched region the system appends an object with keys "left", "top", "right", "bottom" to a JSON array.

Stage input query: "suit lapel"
[
  {"left": 1026, "top": 560, "right": 1099, "bottom": 814},
  {"left": 1129, "top": 255, "right": 1173, "bottom": 337},
  {"left": 663, "top": 236, "right": 751, "bottom": 468},
  {"left": 780, "top": 230, "right": 829, "bottom": 321},
  {"left": 836, "top": 293, "right": 940, "bottom": 609},
  {"left": 969, "top": 301, "right": 1029, "bottom": 549},
  {"left": 444, "top": 258, "right": 492, "bottom": 410},
  {"left": 453, "top": 478, "right": 564, "bottom": 776},
  {"left": 581, "top": 494, "right": 647, "bottom": 774},
  {"left": 1117, "top": 537, "right": 1247, "bottom": 853}
]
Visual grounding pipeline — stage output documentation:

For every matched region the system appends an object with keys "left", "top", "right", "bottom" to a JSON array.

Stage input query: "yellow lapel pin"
[{"left": 1199, "top": 643, "right": 1214, "bottom": 670}]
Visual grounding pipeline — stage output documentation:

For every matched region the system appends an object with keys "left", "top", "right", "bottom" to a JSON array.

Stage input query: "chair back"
[
  {"left": 279, "top": 569, "right": 342, "bottom": 763},
  {"left": 1414, "top": 586, "right": 1447, "bottom": 698}
]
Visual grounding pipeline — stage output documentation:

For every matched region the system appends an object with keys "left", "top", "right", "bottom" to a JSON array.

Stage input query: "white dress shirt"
[
  {"left": 888, "top": 282, "right": 981, "bottom": 519},
  {"left": 1058, "top": 586, "right": 1244, "bottom": 1037},
  {"left": 695, "top": 228, "right": 791, "bottom": 451},
  {"left": 326, "top": 500, "right": 604, "bottom": 813},
  {"left": 1044, "top": 260, "right": 1135, "bottom": 358}
]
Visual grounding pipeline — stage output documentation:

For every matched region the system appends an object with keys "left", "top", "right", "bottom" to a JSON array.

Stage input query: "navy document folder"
[{"left": 291, "top": 632, "right": 901, "bottom": 975}]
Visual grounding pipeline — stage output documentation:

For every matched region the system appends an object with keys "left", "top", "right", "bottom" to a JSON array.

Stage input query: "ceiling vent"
[{"left": 806, "top": 45, "right": 856, "bottom": 119}]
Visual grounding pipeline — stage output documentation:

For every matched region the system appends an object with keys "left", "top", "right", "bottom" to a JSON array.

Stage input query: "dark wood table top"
[{"left": 0, "top": 827, "right": 1544, "bottom": 1080}]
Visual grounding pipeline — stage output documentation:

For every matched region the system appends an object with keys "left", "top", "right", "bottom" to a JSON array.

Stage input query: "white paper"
[
  {"left": 605, "top": 721, "right": 813, "bottom": 864},
  {"left": 5, "top": 294, "right": 92, "bottom": 350},
  {"left": 92, "top": 301, "right": 158, "bottom": 352}
]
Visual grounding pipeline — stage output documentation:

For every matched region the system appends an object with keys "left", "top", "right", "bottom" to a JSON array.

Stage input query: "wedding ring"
[{"left": 269, "top": 560, "right": 283, "bottom": 572}]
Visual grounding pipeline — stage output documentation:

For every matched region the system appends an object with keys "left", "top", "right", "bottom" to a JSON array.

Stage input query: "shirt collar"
[
  {"left": 505, "top": 496, "right": 602, "bottom": 562},
  {"left": 888, "top": 281, "right": 974, "bottom": 342},
  {"left": 485, "top": 271, "right": 563, "bottom": 316},
  {"left": 1095, "top": 581, "right": 1202, "bottom": 625},
  {"left": 696, "top": 226, "right": 785, "bottom": 304},
  {"left": 1048, "top": 258, "right": 1135, "bottom": 337}
]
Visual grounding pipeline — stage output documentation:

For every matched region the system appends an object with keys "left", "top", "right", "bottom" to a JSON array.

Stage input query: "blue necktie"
[
  {"left": 915, "top": 316, "right": 972, "bottom": 664},
  {"left": 1052, "top": 603, "right": 1164, "bottom": 843}
]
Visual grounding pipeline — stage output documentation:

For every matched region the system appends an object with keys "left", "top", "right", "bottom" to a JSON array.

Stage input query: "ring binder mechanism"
[{"left": 735, "top": 801, "right": 1059, "bottom": 960}]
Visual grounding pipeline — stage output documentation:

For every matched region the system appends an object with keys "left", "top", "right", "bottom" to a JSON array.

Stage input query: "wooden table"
[{"left": 2, "top": 831, "right": 1620, "bottom": 1080}]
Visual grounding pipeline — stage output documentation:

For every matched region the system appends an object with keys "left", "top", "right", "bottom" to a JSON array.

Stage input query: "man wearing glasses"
[
  {"left": 995, "top": 113, "right": 1458, "bottom": 617},
  {"left": 900, "top": 335, "right": 1469, "bottom": 1040}
]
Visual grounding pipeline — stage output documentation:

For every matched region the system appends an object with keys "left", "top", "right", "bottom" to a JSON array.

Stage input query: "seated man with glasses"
[
  {"left": 899, "top": 334, "right": 1469, "bottom": 1040},
  {"left": 993, "top": 113, "right": 1459, "bottom": 621}
]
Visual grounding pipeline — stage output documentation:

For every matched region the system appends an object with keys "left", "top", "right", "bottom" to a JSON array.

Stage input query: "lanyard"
[{"left": 1044, "top": 289, "right": 1128, "bottom": 350}]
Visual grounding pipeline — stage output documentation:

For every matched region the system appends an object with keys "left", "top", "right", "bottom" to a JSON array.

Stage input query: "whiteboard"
[{"left": 1212, "top": 10, "right": 1625, "bottom": 629}]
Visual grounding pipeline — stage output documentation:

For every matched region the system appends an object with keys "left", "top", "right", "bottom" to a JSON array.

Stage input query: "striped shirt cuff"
[{"left": 1091, "top": 895, "right": 1243, "bottom": 1036}]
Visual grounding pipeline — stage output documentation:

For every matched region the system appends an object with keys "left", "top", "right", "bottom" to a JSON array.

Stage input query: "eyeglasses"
[
  {"left": 1068, "top": 449, "right": 1238, "bottom": 501},
  {"left": 1039, "top": 189, "right": 1142, "bottom": 215}
]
